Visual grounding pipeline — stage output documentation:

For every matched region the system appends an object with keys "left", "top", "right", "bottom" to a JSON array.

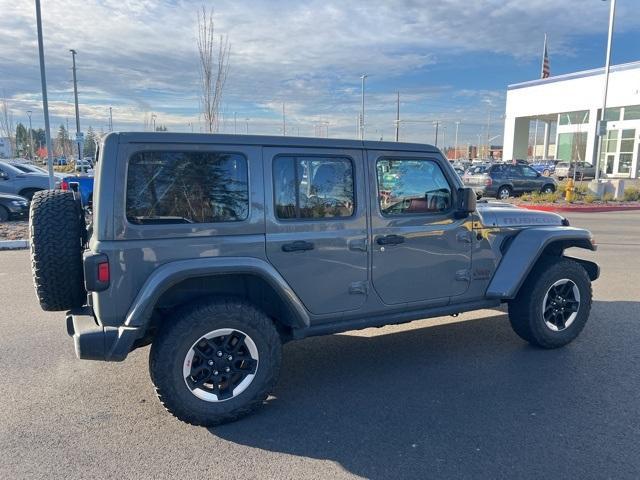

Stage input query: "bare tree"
[
  {"left": 197, "top": 7, "right": 230, "bottom": 133},
  {"left": 0, "top": 94, "right": 15, "bottom": 156}
]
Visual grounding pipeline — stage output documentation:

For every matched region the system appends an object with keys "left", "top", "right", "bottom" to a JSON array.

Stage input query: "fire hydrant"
[{"left": 565, "top": 177, "right": 575, "bottom": 202}]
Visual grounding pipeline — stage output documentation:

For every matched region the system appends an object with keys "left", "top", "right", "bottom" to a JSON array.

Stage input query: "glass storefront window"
[
  {"left": 619, "top": 154, "right": 632, "bottom": 174},
  {"left": 557, "top": 132, "right": 587, "bottom": 161},
  {"left": 558, "top": 110, "right": 589, "bottom": 126},
  {"left": 623, "top": 105, "right": 640, "bottom": 121},
  {"left": 604, "top": 107, "right": 621, "bottom": 121}
]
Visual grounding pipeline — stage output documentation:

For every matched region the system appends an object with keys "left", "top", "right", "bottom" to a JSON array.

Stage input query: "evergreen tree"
[
  {"left": 15, "top": 123, "right": 29, "bottom": 157},
  {"left": 83, "top": 126, "right": 97, "bottom": 157}
]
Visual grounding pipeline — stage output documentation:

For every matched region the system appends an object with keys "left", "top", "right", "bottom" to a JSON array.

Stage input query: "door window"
[
  {"left": 518, "top": 165, "right": 539, "bottom": 177},
  {"left": 126, "top": 151, "right": 249, "bottom": 224},
  {"left": 376, "top": 159, "right": 452, "bottom": 215},
  {"left": 273, "top": 156, "right": 354, "bottom": 220}
]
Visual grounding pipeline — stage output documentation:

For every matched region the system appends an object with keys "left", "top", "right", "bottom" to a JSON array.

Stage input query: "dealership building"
[{"left": 503, "top": 60, "right": 640, "bottom": 179}]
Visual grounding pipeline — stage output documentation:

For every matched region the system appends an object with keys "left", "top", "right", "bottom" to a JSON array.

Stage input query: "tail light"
[
  {"left": 83, "top": 253, "right": 110, "bottom": 291},
  {"left": 484, "top": 177, "right": 493, "bottom": 186},
  {"left": 60, "top": 180, "right": 69, "bottom": 190}
]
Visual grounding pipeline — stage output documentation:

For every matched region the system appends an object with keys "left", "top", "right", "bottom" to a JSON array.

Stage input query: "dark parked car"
[
  {"left": 555, "top": 161, "right": 599, "bottom": 180},
  {"left": 463, "top": 163, "right": 557, "bottom": 199},
  {"left": 0, "top": 160, "right": 51, "bottom": 200},
  {"left": 0, "top": 192, "right": 29, "bottom": 221},
  {"left": 531, "top": 160, "right": 557, "bottom": 176}
]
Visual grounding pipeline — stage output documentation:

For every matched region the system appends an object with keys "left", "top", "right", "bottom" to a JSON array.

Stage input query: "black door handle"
[
  {"left": 282, "top": 240, "right": 315, "bottom": 252},
  {"left": 376, "top": 234, "right": 405, "bottom": 245}
]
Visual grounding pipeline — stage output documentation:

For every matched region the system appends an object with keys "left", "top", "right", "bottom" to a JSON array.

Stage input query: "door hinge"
[
  {"left": 455, "top": 269, "right": 471, "bottom": 282},
  {"left": 349, "top": 281, "right": 369, "bottom": 295}
]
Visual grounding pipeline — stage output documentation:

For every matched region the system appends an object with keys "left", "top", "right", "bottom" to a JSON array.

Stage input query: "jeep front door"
[
  {"left": 370, "top": 153, "right": 472, "bottom": 305},
  {"left": 265, "top": 147, "right": 368, "bottom": 317}
]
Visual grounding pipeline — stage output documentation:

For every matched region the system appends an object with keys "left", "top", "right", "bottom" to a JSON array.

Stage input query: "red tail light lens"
[
  {"left": 60, "top": 180, "right": 69, "bottom": 190},
  {"left": 485, "top": 177, "right": 493, "bottom": 186},
  {"left": 97, "top": 262, "right": 110, "bottom": 283}
]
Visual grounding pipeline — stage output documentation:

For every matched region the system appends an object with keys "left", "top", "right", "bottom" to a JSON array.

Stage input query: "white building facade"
[
  {"left": 503, "top": 61, "right": 640, "bottom": 179},
  {"left": 0, "top": 137, "right": 12, "bottom": 158}
]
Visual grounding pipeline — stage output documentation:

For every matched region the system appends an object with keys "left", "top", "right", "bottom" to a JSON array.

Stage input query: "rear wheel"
[
  {"left": 542, "top": 169, "right": 550, "bottom": 176},
  {"left": 496, "top": 186, "right": 512, "bottom": 200},
  {"left": 150, "top": 298, "right": 282, "bottom": 427},
  {"left": 541, "top": 184, "right": 555, "bottom": 194},
  {"left": 508, "top": 257, "right": 592, "bottom": 348}
]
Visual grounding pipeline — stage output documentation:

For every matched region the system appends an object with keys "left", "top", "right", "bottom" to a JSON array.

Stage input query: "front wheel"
[
  {"left": 150, "top": 298, "right": 282, "bottom": 426},
  {"left": 508, "top": 257, "right": 592, "bottom": 348}
]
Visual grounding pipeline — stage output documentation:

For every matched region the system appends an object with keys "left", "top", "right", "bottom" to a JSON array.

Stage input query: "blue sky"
[{"left": 1, "top": 0, "right": 639, "bottom": 145}]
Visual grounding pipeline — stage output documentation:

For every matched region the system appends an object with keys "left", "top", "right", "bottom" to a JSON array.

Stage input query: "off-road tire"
[
  {"left": 0, "top": 205, "right": 8, "bottom": 222},
  {"left": 30, "top": 190, "right": 86, "bottom": 311},
  {"left": 150, "top": 298, "right": 282, "bottom": 427},
  {"left": 508, "top": 257, "right": 592, "bottom": 348}
]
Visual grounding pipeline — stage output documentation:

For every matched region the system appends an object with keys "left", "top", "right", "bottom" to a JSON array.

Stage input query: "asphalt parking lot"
[{"left": 1, "top": 211, "right": 639, "bottom": 480}]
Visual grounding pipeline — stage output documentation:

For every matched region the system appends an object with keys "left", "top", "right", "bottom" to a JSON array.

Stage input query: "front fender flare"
[
  {"left": 106, "top": 257, "right": 310, "bottom": 361},
  {"left": 485, "top": 227, "right": 596, "bottom": 300}
]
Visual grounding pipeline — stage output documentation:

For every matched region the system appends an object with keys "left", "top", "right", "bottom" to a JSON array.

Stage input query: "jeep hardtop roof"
[{"left": 110, "top": 132, "right": 441, "bottom": 154}]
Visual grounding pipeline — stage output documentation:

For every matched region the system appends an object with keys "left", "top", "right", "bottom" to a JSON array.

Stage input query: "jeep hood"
[{"left": 475, "top": 201, "right": 566, "bottom": 228}]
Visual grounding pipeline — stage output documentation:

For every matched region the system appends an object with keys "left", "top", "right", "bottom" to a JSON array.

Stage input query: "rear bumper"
[{"left": 66, "top": 308, "right": 140, "bottom": 361}]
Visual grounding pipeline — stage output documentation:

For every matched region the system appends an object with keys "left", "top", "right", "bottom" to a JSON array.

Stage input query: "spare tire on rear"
[{"left": 30, "top": 190, "right": 87, "bottom": 311}]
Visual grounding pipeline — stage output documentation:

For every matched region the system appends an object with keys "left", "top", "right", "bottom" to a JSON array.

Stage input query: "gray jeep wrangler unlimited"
[{"left": 29, "top": 133, "right": 599, "bottom": 426}]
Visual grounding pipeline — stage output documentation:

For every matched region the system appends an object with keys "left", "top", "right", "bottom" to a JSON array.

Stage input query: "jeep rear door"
[
  {"left": 368, "top": 151, "right": 472, "bottom": 305},
  {"left": 264, "top": 147, "right": 368, "bottom": 316}
]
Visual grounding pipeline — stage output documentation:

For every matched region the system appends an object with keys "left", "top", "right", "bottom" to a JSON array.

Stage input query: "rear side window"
[
  {"left": 126, "top": 151, "right": 248, "bottom": 224},
  {"left": 273, "top": 156, "right": 354, "bottom": 219},
  {"left": 377, "top": 159, "right": 452, "bottom": 215}
]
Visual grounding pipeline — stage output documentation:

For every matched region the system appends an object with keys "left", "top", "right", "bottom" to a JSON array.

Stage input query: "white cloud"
[{"left": 0, "top": 0, "right": 635, "bottom": 142}]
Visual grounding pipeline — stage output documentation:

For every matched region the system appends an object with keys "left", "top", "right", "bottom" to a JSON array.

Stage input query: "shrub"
[
  {"left": 602, "top": 192, "right": 615, "bottom": 202},
  {"left": 584, "top": 195, "right": 597, "bottom": 204},
  {"left": 623, "top": 187, "right": 640, "bottom": 202}
]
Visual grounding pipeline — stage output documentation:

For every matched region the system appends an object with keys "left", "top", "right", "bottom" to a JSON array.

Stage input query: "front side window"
[
  {"left": 377, "top": 159, "right": 452, "bottom": 215},
  {"left": 273, "top": 156, "right": 354, "bottom": 219},
  {"left": 126, "top": 151, "right": 248, "bottom": 224}
]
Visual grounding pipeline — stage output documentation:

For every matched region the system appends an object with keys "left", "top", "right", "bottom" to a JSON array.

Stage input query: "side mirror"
[{"left": 455, "top": 187, "right": 476, "bottom": 218}]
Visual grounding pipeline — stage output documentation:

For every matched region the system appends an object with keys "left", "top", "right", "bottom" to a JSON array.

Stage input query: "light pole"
[
  {"left": 433, "top": 121, "right": 439, "bottom": 147},
  {"left": 234, "top": 112, "right": 237, "bottom": 134},
  {"left": 594, "top": 0, "right": 616, "bottom": 185},
  {"left": 394, "top": 91, "right": 400, "bottom": 142},
  {"left": 35, "top": 0, "right": 54, "bottom": 188},
  {"left": 454, "top": 121, "right": 460, "bottom": 160},
  {"left": 109, "top": 106, "right": 113, "bottom": 131},
  {"left": 69, "top": 49, "right": 82, "bottom": 164},
  {"left": 360, "top": 74, "right": 367, "bottom": 140},
  {"left": 151, "top": 114, "right": 156, "bottom": 131},
  {"left": 245, "top": 118, "right": 249, "bottom": 134},
  {"left": 26, "top": 111, "right": 34, "bottom": 161}
]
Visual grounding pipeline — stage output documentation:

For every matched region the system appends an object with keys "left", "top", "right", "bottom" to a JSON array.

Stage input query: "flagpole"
[{"left": 540, "top": 33, "right": 547, "bottom": 78}]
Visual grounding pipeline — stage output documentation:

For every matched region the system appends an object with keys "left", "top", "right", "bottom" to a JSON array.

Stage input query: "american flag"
[{"left": 541, "top": 34, "right": 550, "bottom": 79}]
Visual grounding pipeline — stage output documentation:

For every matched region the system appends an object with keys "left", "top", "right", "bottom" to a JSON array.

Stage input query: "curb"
[
  {"left": 519, "top": 204, "right": 640, "bottom": 213},
  {"left": 0, "top": 239, "right": 29, "bottom": 250}
]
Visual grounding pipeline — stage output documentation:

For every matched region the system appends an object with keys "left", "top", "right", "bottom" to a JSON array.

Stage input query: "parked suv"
[
  {"left": 463, "top": 163, "right": 557, "bottom": 199},
  {"left": 29, "top": 133, "right": 598, "bottom": 426},
  {"left": 555, "top": 161, "right": 599, "bottom": 181}
]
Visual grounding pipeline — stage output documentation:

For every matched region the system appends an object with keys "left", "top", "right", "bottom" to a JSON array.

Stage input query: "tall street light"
[
  {"left": 35, "top": 0, "right": 54, "bottom": 188},
  {"left": 360, "top": 74, "right": 367, "bottom": 140},
  {"left": 594, "top": 0, "right": 616, "bottom": 185},
  {"left": 69, "top": 49, "right": 82, "bottom": 164},
  {"left": 26, "top": 110, "right": 34, "bottom": 161}
]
